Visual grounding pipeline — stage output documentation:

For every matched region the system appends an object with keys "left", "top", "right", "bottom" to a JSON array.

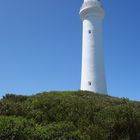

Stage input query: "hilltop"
[{"left": 0, "top": 91, "right": 140, "bottom": 140}]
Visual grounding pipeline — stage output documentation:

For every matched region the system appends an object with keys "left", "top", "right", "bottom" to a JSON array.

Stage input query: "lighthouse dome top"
[
  {"left": 82, "top": 0, "right": 102, "bottom": 8},
  {"left": 84, "top": 0, "right": 100, "bottom": 2},
  {"left": 84, "top": 0, "right": 101, "bottom": 4}
]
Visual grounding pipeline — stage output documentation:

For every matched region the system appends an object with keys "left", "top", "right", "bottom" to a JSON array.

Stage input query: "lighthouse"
[{"left": 80, "top": 0, "right": 107, "bottom": 94}]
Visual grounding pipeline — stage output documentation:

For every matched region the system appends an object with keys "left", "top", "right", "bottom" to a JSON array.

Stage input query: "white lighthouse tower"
[{"left": 80, "top": 0, "right": 107, "bottom": 94}]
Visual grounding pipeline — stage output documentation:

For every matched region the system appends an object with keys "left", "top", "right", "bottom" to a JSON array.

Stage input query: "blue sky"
[{"left": 0, "top": 0, "right": 140, "bottom": 100}]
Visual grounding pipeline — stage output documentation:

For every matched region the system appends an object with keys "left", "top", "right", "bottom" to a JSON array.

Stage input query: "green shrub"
[
  {"left": 33, "top": 122, "right": 89, "bottom": 140},
  {"left": 0, "top": 91, "right": 140, "bottom": 140},
  {"left": 0, "top": 116, "right": 34, "bottom": 140}
]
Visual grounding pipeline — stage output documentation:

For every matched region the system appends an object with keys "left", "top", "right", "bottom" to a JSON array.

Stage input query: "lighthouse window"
[
  {"left": 88, "top": 30, "right": 91, "bottom": 34},
  {"left": 88, "top": 81, "right": 92, "bottom": 86}
]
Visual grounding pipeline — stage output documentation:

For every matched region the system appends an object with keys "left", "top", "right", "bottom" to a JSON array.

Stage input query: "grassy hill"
[{"left": 0, "top": 91, "right": 140, "bottom": 140}]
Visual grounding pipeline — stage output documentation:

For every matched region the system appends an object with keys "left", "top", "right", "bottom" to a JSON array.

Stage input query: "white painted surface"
[
  {"left": 80, "top": 0, "right": 107, "bottom": 94},
  {"left": 84, "top": 0, "right": 98, "bottom": 2}
]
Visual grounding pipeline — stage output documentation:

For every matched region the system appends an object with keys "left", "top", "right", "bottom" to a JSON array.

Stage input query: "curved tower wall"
[{"left": 80, "top": 0, "right": 107, "bottom": 94}]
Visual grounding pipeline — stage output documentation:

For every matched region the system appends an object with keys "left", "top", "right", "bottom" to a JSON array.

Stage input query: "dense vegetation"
[{"left": 0, "top": 91, "right": 140, "bottom": 140}]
